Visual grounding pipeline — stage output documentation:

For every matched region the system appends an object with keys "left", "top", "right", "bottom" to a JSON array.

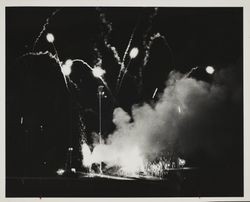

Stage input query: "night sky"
[{"left": 6, "top": 7, "right": 243, "bottom": 196}]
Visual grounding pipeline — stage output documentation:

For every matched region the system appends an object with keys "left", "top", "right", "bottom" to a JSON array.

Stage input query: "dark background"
[{"left": 6, "top": 7, "right": 243, "bottom": 196}]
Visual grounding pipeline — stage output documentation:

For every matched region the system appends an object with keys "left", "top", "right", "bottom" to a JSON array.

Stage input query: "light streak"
[
  {"left": 116, "top": 47, "right": 139, "bottom": 93},
  {"left": 142, "top": 7, "right": 158, "bottom": 46},
  {"left": 143, "top": 32, "right": 174, "bottom": 67},
  {"left": 184, "top": 66, "right": 199, "bottom": 78},
  {"left": 178, "top": 106, "right": 182, "bottom": 114},
  {"left": 71, "top": 59, "right": 116, "bottom": 105},
  {"left": 20, "top": 51, "right": 61, "bottom": 65},
  {"left": 116, "top": 28, "right": 137, "bottom": 92},
  {"left": 97, "top": 8, "right": 121, "bottom": 65},
  {"left": 152, "top": 88, "right": 158, "bottom": 99},
  {"left": 32, "top": 9, "right": 60, "bottom": 50}
]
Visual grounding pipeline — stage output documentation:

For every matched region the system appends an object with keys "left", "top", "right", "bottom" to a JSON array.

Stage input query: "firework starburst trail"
[
  {"left": 116, "top": 18, "right": 140, "bottom": 93},
  {"left": 46, "top": 33, "right": 71, "bottom": 91},
  {"left": 143, "top": 32, "right": 174, "bottom": 67},
  {"left": 184, "top": 66, "right": 199, "bottom": 78},
  {"left": 143, "top": 7, "right": 158, "bottom": 44},
  {"left": 72, "top": 59, "right": 117, "bottom": 105},
  {"left": 19, "top": 50, "right": 61, "bottom": 65},
  {"left": 97, "top": 8, "right": 122, "bottom": 66},
  {"left": 116, "top": 47, "right": 139, "bottom": 94},
  {"left": 138, "top": 8, "right": 158, "bottom": 94},
  {"left": 32, "top": 9, "right": 61, "bottom": 51}
]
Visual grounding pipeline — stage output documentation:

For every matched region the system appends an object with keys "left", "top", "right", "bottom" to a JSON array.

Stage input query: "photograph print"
[{"left": 6, "top": 7, "right": 243, "bottom": 197}]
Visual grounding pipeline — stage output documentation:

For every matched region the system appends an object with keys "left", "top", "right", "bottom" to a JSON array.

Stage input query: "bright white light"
[
  {"left": 178, "top": 158, "right": 186, "bottom": 167},
  {"left": 56, "top": 168, "right": 65, "bottom": 175},
  {"left": 65, "top": 59, "right": 73, "bottom": 67},
  {"left": 46, "top": 33, "right": 55, "bottom": 43},
  {"left": 71, "top": 168, "right": 76, "bottom": 173},
  {"left": 62, "top": 59, "right": 73, "bottom": 76},
  {"left": 129, "top": 47, "right": 139, "bottom": 59},
  {"left": 92, "top": 66, "right": 106, "bottom": 78},
  {"left": 206, "top": 66, "right": 215, "bottom": 75},
  {"left": 178, "top": 106, "right": 182, "bottom": 114},
  {"left": 82, "top": 143, "right": 93, "bottom": 167}
]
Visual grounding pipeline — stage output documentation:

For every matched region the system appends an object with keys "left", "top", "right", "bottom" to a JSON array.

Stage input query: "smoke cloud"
[{"left": 83, "top": 65, "right": 242, "bottom": 171}]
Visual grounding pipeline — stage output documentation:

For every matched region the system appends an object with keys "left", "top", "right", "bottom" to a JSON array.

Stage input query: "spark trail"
[
  {"left": 184, "top": 66, "right": 199, "bottom": 78},
  {"left": 20, "top": 51, "right": 61, "bottom": 65},
  {"left": 142, "top": 8, "right": 158, "bottom": 67},
  {"left": 93, "top": 45, "right": 103, "bottom": 68},
  {"left": 143, "top": 7, "right": 158, "bottom": 45},
  {"left": 32, "top": 9, "right": 61, "bottom": 51},
  {"left": 20, "top": 50, "right": 73, "bottom": 91},
  {"left": 143, "top": 32, "right": 174, "bottom": 67},
  {"left": 116, "top": 26, "right": 137, "bottom": 93},
  {"left": 96, "top": 8, "right": 121, "bottom": 65},
  {"left": 72, "top": 59, "right": 116, "bottom": 104},
  {"left": 152, "top": 88, "right": 158, "bottom": 99}
]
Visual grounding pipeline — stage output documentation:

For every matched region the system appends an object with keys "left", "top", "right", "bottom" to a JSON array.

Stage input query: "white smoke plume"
[{"left": 82, "top": 65, "right": 242, "bottom": 173}]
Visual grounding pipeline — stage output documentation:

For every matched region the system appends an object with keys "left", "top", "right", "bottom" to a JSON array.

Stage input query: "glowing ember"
[
  {"left": 56, "top": 168, "right": 65, "bottom": 175},
  {"left": 82, "top": 143, "right": 93, "bottom": 167},
  {"left": 178, "top": 157, "right": 186, "bottom": 167},
  {"left": 46, "top": 33, "right": 55, "bottom": 43},
  {"left": 61, "top": 59, "right": 73, "bottom": 76},
  {"left": 129, "top": 47, "right": 139, "bottom": 59},
  {"left": 92, "top": 66, "right": 106, "bottom": 78},
  {"left": 206, "top": 66, "right": 215, "bottom": 75},
  {"left": 71, "top": 168, "right": 76, "bottom": 173}
]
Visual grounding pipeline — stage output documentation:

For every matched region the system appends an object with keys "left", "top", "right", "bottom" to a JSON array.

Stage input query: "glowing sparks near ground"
[
  {"left": 82, "top": 143, "right": 93, "bottom": 167},
  {"left": 178, "top": 158, "right": 186, "bottom": 167},
  {"left": 56, "top": 168, "right": 65, "bottom": 175},
  {"left": 206, "top": 66, "right": 215, "bottom": 75},
  {"left": 71, "top": 168, "right": 76, "bottom": 173},
  {"left": 129, "top": 47, "right": 139, "bottom": 59},
  {"left": 92, "top": 66, "right": 106, "bottom": 78},
  {"left": 46, "top": 33, "right": 55, "bottom": 43}
]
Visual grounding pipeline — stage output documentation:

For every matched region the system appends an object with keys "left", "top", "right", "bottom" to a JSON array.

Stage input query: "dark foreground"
[{"left": 6, "top": 168, "right": 243, "bottom": 197}]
